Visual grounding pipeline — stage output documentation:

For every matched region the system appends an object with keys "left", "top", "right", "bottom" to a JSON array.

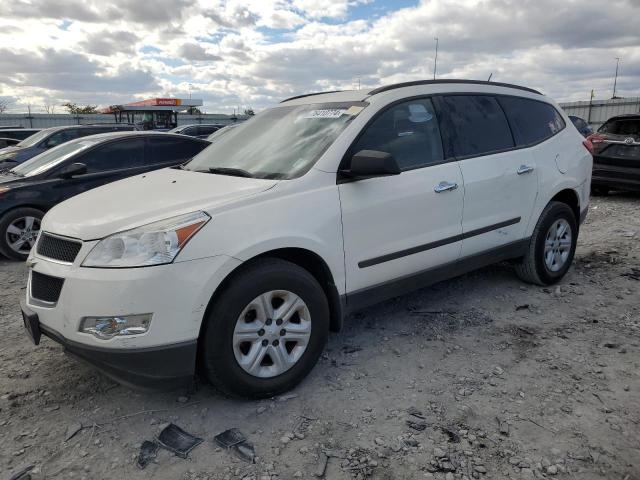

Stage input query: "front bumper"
[
  {"left": 24, "top": 245, "right": 242, "bottom": 389},
  {"left": 22, "top": 301, "right": 196, "bottom": 389}
]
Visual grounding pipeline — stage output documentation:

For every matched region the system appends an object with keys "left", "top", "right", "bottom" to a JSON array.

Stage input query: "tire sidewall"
[
  {"left": 202, "top": 261, "right": 329, "bottom": 398},
  {"left": 0, "top": 207, "right": 44, "bottom": 261},
  {"left": 533, "top": 203, "right": 577, "bottom": 285}
]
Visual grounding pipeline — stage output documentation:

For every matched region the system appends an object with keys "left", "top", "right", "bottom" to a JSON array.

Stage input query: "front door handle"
[
  {"left": 434, "top": 181, "right": 458, "bottom": 193},
  {"left": 517, "top": 165, "right": 535, "bottom": 175}
]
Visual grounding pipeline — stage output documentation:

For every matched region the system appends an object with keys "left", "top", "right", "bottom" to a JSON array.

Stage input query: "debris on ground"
[
  {"left": 157, "top": 423, "right": 203, "bottom": 459},
  {"left": 136, "top": 440, "right": 159, "bottom": 469},
  {"left": 215, "top": 428, "right": 255, "bottom": 463}
]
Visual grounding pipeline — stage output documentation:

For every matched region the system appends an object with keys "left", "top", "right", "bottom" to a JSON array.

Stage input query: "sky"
[{"left": 0, "top": 0, "right": 638, "bottom": 114}]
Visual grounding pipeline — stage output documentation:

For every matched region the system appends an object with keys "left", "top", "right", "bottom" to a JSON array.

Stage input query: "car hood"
[{"left": 43, "top": 167, "right": 279, "bottom": 240}]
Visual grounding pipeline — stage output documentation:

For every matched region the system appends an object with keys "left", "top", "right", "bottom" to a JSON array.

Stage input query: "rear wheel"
[
  {"left": 0, "top": 207, "right": 43, "bottom": 261},
  {"left": 515, "top": 202, "right": 577, "bottom": 286},
  {"left": 200, "top": 258, "right": 330, "bottom": 398}
]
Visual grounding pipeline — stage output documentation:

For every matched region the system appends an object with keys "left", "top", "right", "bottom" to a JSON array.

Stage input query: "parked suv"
[
  {"left": 0, "top": 132, "right": 209, "bottom": 260},
  {"left": 21, "top": 80, "right": 592, "bottom": 397},
  {"left": 588, "top": 114, "right": 640, "bottom": 194},
  {"left": 0, "top": 124, "right": 135, "bottom": 169}
]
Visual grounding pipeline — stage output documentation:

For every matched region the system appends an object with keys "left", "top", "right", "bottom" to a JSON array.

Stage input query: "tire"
[
  {"left": 200, "top": 258, "right": 330, "bottom": 398},
  {"left": 591, "top": 186, "right": 610, "bottom": 196},
  {"left": 0, "top": 207, "right": 44, "bottom": 261},
  {"left": 515, "top": 201, "right": 578, "bottom": 286}
]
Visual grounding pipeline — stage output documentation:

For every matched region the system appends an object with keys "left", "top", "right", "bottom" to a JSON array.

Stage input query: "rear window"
[
  {"left": 598, "top": 118, "right": 640, "bottom": 139},
  {"left": 499, "top": 97, "right": 565, "bottom": 146},
  {"left": 440, "top": 95, "right": 514, "bottom": 158}
]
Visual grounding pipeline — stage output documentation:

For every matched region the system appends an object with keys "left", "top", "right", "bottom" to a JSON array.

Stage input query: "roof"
[
  {"left": 604, "top": 113, "right": 640, "bottom": 121},
  {"left": 281, "top": 79, "right": 542, "bottom": 105}
]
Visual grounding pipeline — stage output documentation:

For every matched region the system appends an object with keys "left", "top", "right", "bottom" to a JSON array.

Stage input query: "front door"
[{"left": 339, "top": 98, "right": 465, "bottom": 300}]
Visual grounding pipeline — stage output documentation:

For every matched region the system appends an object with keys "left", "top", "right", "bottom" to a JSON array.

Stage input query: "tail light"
[
  {"left": 587, "top": 134, "right": 605, "bottom": 144},
  {"left": 582, "top": 138, "right": 594, "bottom": 155}
]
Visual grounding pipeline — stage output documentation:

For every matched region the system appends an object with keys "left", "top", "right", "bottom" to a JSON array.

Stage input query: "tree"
[
  {"left": 186, "top": 106, "right": 202, "bottom": 115},
  {"left": 0, "top": 99, "right": 11, "bottom": 114},
  {"left": 43, "top": 102, "right": 56, "bottom": 114},
  {"left": 62, "top": 102, "right": 99, "bottom": 114},
  {"left": 243, "top": 108, "right": 255, "bottom": 116}
]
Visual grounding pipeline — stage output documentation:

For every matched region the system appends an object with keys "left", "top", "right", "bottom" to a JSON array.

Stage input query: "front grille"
[
  {"left": 31, "top": 271, "right": 65, "bottom": 304},
  {"left": 36, "top": 233, "right": 82, "bottom": 263}
]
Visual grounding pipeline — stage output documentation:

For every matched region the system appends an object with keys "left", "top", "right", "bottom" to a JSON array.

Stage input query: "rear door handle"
[
  {"left": 434, "top": 181, "right": 458, "bottom": 193},
  {"left": 517, "top": 165, "right": 535, "bottom": 175}
]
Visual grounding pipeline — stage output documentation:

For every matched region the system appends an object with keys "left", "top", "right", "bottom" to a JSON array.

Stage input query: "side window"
[
  {"left": 80, "top": 138, "right": 146, "bottom": 173},
  {"left": 45, "top": 129, "right": 80, "bottom": 148},
  {"left": 440, "top": 95, "right": 514, "bottom": 158},
  {"left": 499, "top": 97, "right": 566, "bottom": 146},
  {"left": 181, "top": 126, "right": 198, "bottom": 136},
  {"left": 351, "top": 98, "right": 443, "bottom": 170},
  {"left": 147, "top": 137, "right": 207, "bottom": 164}
]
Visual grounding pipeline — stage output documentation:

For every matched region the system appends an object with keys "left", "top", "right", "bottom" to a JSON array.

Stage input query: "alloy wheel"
[
  {"left": 5, "top": 216, "right": 40, "bottom": 255},
  {"left": 544, "top": 218, "right": 572, "bottom": 272},
  {"left": 232, "top": 290, "right": 311, "bottom": 378}
]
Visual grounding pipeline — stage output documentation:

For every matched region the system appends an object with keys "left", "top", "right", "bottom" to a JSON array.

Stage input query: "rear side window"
[
  {"left": 81, "top": 138, "right": 146, "bottom": 172},
  {"left": 147, "top": 137, "right": 208, "bottom": 164},
  {"left": 45, "top": 129, "right": 82, "bottom": 148},
  {"left": 499, "top": 97, "right": 565, "bottom": 146},
  {"left": 440, "top": 95, "right": 514, "bottom": 158},
  {"left": 351, "top": 98, "right": 443, "bottom": 170}
]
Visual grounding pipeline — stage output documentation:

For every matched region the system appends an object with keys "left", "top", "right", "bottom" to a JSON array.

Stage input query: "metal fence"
[
  {"left": 559, "top": 97, "right": 640, "bottom": 129},
  {"left": 0, "top": 113, "right": 247, "bottom": 129}
]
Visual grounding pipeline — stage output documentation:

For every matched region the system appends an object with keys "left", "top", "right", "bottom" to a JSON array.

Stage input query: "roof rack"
[
  {"left": 280, "top": 90, "right": 344, "bottom": 103},
  {"left": 368, "top": 79, "right": 542, "bottom": 96}
]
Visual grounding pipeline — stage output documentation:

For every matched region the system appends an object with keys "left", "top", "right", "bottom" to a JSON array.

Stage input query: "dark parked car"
[
  {"left": 0, "top": 124, "right": 135, "bottom": 170},
  {"left": 170, "top": 124, "right": 225, "bottom": 139},
  {"left": 569, "top": 115, "right": 593, "bottom": 137},
  {"left": 0, "top": 132, "right": 210, "bottom": 260},
  {"left": 589, "top": 114, "right": 640, "bottom": 194},
  {"left": 0, "top": 138, "right": 20, "bottom": 149},
  {"left": 0, "top": 128, "right": 41, "bottom": 140}
]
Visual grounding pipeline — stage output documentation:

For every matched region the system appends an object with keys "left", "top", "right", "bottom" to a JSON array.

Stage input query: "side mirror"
[
  {"left": 58, "top": 162, "right": 87, "bottom": 179},
  {"left": 341, "top": 150, "right": 401, "bottom": 180}
]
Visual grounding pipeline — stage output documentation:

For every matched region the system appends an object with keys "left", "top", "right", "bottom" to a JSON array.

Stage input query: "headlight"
[{"left": 82, "top": 211, "right": 210, "bottom": 268}]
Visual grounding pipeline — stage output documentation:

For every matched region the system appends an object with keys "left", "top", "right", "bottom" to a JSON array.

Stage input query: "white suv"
[{"left": 21, "top": 80, "right": 592, "bottom": 397}]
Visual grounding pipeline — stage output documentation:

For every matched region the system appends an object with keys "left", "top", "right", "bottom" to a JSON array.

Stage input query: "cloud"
[
  {"left": 80, "top": 31, "right": 140, "bottom": 56},
  {"left": 177, "top": 43, "right": 223, "bottom": 62},
  {"left": 0, "top": 0, "right": 638, "bottom": 114}
]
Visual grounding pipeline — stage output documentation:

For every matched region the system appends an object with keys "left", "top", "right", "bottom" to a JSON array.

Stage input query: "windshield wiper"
[
  {"left": 207, "top": 167, "right": 254, "bottom": 178},
  {"left": 2, "top": 169, "right": 22, "bottom": 177}
]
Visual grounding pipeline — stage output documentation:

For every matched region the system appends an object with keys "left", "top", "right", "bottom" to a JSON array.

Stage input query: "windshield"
[
  {"left": 16, "top": 128, "right": 54, "bottom": 147},
  {"left": 10, "top": 139, "right": 97, "bottom": 177},
  {"left": 185, "top": 102, "right": 366, "bottom": 179},
  {"left": 168, "top": 126, "right": 184, "bottom": 134}
]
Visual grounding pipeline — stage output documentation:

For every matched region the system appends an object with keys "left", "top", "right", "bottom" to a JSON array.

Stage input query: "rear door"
[{"left": 438, "top": 95, "right": 539, "bottom": 258}]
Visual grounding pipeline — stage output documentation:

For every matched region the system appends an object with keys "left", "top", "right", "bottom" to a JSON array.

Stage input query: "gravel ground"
[{"left": 1, "top": 194, "right": 639, "bottom": 480}]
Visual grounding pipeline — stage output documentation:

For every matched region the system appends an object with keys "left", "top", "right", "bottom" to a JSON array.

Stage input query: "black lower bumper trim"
[{"left": 25, "top": 308, "right": 197, "bottom": 390}]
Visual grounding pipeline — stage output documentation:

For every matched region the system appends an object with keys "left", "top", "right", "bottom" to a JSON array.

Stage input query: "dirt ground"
[{"left": 1, "top": 193, "right": 639, "bottom": 480}]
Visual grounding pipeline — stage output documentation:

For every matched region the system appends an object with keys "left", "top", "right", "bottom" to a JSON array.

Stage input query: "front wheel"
[
  {"left": 0, "top": 207, "right": 44, "bottom": 261},
  {"left": 515, "top": 202, "right": 577, "bottom": 286},
  {"left": 200, "top": 258, "right": 330, "bottom": 398}
]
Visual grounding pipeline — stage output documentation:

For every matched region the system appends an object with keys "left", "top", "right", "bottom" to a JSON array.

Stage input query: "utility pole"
[
  {"left": 433, "top": 37, "right": 439, "bottom": 80},
  {"left": 188, "top": 83, "right": 193, "bottom": 99},
  {"left": 612, "top": 57, "right": 620, "bottom": 99}
]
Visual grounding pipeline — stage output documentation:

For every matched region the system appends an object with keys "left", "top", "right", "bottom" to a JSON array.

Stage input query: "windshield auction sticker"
[{"left": 303, "top": 109, "right": 347, "bottom": 119}]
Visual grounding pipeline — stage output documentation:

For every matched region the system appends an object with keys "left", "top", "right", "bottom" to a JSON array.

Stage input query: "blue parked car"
[{"left": 0, "top": 124, "right": 135, "bottom": 170}]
